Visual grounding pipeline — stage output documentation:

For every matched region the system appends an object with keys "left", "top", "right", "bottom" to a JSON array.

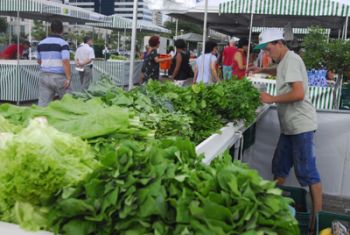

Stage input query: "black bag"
[{"left": 187, "top": 65, "right": 194, "bottom": 78}]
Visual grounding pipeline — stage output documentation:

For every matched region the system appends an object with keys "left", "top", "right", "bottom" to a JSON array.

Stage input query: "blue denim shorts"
[{"left": 272, "top": 131, "right": 321, "bottom": 186}]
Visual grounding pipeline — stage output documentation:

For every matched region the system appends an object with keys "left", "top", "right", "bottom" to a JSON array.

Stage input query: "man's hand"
[
  {"left": 64, "top": 79, "right": 71, "bottom": 89},
  {"left": 247, "top": 64, "right": 262, "bottom": 74},
  {"left": 260, "top": 92, "right": 275, "bottom": 104}
]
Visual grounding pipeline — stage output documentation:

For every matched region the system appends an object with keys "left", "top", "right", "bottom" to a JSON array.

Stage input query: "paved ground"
[{"left": 322, "top": 194, "right": 350, "bottom": 214}]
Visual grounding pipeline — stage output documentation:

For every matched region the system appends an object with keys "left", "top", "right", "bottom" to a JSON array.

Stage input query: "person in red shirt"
[
  {"left": 0, "top": 41, "right": 30, "bottom": 59},
  {"left": 221, "top": 38, "right": 237, "bottom": 80},
  {"left": 232, "top": 38, "right": 249, "bottom": 80}
]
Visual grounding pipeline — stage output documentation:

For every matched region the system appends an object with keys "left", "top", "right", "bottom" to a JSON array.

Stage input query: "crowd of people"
[{"left": 140, "top": 34, "right": 274, "bottom": 85}]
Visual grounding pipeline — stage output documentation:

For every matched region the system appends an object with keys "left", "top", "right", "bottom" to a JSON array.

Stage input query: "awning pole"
[
  {"left": 117, "top": 31, "right": 120, "bottom": 52},
  {"left": 128, "top": 0, "right": 138, "bottom": 90},
  {"left": 200, "top": 0, "right": 208, "bottom": 78},
  {"left": 16, "top": 10, "right": 20, "bottom": 105},
  {"left": 246, "top": 0, "right": 256, "bottom": 72},
  {"left": 175, "top": 18, "right": 178, "bottom": 39},
  {"left": 16, "top": 11, "right": 20, "bottom": 60},
  {"left": 345, "top": 15, "right": 349, "bottom": 40},
  {"left": 29, "top": 20, "right": 32, "bottom": 60}
]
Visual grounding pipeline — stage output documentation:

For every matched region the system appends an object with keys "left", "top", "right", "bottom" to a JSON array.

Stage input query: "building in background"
[
  {"left": 68, "top": 0, "right": 154, "bottom": 21},
  {"left": 152, "top": 11, "right": 163, "bottom": 26}
]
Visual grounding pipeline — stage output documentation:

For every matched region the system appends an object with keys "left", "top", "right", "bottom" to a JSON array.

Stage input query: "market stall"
[
  {"left": 0, "top": 60, "right": 143, "bottom": 102},
  {"left": 0, "top": 78, "right": 303, "bottom": 235}
]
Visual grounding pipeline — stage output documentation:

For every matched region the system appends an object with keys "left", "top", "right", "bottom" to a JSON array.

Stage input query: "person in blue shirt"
[{"left": 37, "top": 20, "right": 71, "bottom": 107}]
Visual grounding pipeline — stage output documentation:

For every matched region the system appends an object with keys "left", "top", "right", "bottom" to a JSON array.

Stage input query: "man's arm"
[
  {"left": 193, "top": 64, "right": 198, "bottom": 84},
  {"left": 261, "top": 81, "right": 305, "bottom": 104},
  {"left": 234, "top": 52, "right": 245, "bottom": 70},
  {"left": 248, "top": 65, "right": 277, "bottom": 75},
  {"left": 210, "top": 61, "right": 220, "bottom": 82},
  {"left": 62, "top": 59, "right": 71, "bottom": 89}
]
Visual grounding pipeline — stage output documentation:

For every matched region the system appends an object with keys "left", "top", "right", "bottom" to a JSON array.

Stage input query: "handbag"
[{"left": 187, "top": 65, "right": 194, "bottom": 78}]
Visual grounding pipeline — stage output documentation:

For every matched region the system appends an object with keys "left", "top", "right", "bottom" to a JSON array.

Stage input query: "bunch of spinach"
[{"left": 49, "top": 138, "right": 299, "bottom": 235}]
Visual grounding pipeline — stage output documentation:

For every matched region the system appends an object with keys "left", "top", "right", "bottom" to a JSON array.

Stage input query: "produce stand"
[
  {"left": 249, "top": 77, "right": 341, "bottom": 110},
  {"left": 0, "top": 60, "right": 143, "bottom": 102},
  {"left": 0, "top": 104, "right": 270, "bottom": 235}
]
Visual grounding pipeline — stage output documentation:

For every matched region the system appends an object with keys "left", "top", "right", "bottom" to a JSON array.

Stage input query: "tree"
[
  {"left": 302, "top": 27, "right": 328, "bottom": 69},
  {"left": 303, "top": 26, "right": 350, "bottom": 74},
  {"left": 32, "top": 20, "right": 46, "bottom": 40},
  {"left": 0, "top": 18, "right": 8, "bottom": 33},
  {"left": 164, "top": 19, "right": 202, "bottom": 38}
]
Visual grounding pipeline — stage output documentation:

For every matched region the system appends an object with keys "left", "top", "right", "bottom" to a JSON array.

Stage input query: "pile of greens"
[
  {"left": 74, "top": 78, "right": 261, "bottom": 143},
  {"left": 48, "top": 138, "right": 298, "bottom": 235},
  {"left": 0, "top": 118, "right": 98, "bottom": 230},
  {"left": 0, "top": 78, "right": 297, "bottom": 235},
  {"left": 0, "top": 96, "right": 153, "bottom": 141}
]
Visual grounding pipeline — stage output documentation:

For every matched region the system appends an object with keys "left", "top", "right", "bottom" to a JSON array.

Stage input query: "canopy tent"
[
  {"left": 0, "top": 0, "right": 106, "bottom": 23},
  {"left": 169, "top": 0, "right": 350, "bottom": 38},
  {"left": 176, "top": 32, "right": 208, "bottom": 42},
  {"left": 219, "top": 0, "right": 350, "bottom": 37},
  {"left": 88, "top": 14, "right": 171, "bottom": 34},
  {"left": 252, "top": 27, "right": 331, "bottom": 36}
]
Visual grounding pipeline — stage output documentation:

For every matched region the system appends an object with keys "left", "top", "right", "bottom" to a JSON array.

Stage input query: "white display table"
[
  {"left": 196, "top": 105, "right": 271, "bottom": 165},
  {"left": 0, "top": 222, "right": 52, "bottom": 235}
]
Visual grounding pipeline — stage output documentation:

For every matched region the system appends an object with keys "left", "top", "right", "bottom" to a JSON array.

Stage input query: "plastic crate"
[
  {"left": 278, "top": 185, "right": 310, "bottom": 235},
  {"left": 243, "top": 123, "right": 256, "bottom": 151},
  {"left": 316, "top": 211, "right": 350, "bottom": 234}
]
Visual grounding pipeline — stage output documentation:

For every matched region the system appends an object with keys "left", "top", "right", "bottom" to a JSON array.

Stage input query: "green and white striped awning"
[
  {"left": 252, "top": 27, "right": 331, "bottom": 35},
  {"left": 89, "top": 14, "right": 170, "bottom": 33},
  {"left": 0, "top": 0, "right": 106, "bottom": 23},
  {"left": 219, "top": 0, "right": 350, "bottom": 16},
  {"left": 89, "top": 15, "right": 132, "bottom": 29}
]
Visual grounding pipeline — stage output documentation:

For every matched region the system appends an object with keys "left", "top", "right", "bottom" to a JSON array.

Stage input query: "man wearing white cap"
[{"left": 254, "top": 28, "right": 322, "bottom": 235}]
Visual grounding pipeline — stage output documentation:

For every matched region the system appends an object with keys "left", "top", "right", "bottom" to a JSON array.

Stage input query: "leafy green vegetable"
[
  {"left": 0, "top": 119, "right": 98, "bottom": 230},
  {"left": 49, "top": 138, "right": 299, "bottom": 235},
  {"left": 0, "top": 115, "right": 21, "bottom": 133}
]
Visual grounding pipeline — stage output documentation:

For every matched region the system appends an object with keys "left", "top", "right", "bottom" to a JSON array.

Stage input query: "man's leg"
[
  {"left": 82, "top": 66, "right": 92, "bottom": 90},
  {"left": 222, "top": 66, "right": 230, "bottom": 80},
  {"left": 272, "top": 134, "right": 293, "bottom": 185},
  {"left": 309, "top": 183, "right": 322, "bottom": 235},
  {"left": 38, "top": 73, "right": 55, "bottom": 107},
  {"left": 291, "top": 131, "right": 322, "bottom": 235},
  {"left": 79, "top": 71, "right": 84, "bottom": 85},
  {"left": 55, "top": 74, "right": 69, "bottom": 100}
]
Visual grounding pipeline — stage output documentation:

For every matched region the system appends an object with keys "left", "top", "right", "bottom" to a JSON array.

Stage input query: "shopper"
[
  {"left": 75, "top": 36, "right": 95, "bottom": 90},
  {"left": 169, "top": 39, "right": 193, "bottom": 82},
  {"left": 222, "top": 38, "right": 237, "bottom": 80},
  {"left": 142, "top": 35, "right": 171, "bottom": 83},
  {"left": 0, "top": 40, "right": 31, "bottom": 59},
  {"left": 193, "top": 41, "right": 220, "bottom": 84},
  {"left": 253, "top": 28, "right": 322, "bottom": 235},
  {"left": 232, "top": 37, "right": 249, "bottom": 80},
  {"left": 37, "top": 20, "right": 71, "bottom": 107}
]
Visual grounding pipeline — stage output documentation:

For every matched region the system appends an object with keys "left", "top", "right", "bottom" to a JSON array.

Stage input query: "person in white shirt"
[
  {"left": 75, "top": 36, "right": 95, "bottom": 90},
  {"left": 193, "top": 41, "right": 220, "bottom": 84}
]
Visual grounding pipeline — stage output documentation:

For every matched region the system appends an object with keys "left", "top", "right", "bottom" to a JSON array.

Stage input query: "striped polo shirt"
[{"left": 37, "top": 35, "right": 70, "bottom": 74}]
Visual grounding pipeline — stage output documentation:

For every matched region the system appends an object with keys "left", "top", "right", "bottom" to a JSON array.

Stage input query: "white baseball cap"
[{"left": 254, "top": 28, "right": 284, "bottom": 50}]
